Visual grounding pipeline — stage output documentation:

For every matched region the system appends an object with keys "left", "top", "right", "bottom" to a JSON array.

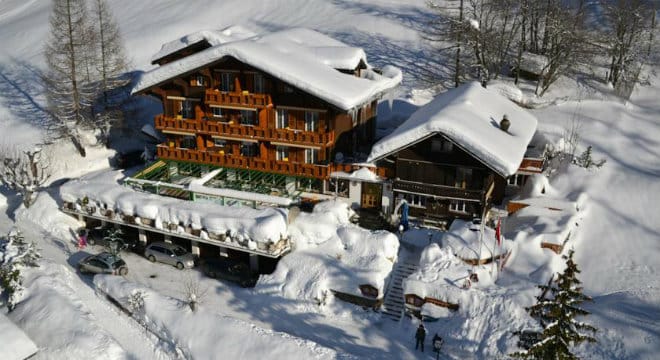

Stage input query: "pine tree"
[
  {"left": 104, "top": 227, "right": 125, "bottom": 255},
  {"left": 90, "top": 0, "right": 130, "bottom": 144},
  {"left": 43, "top": 0, "right": 96, "bottom": 157},
  {"left": 512, "top": 250, "right": 597, "bottom": 359}
]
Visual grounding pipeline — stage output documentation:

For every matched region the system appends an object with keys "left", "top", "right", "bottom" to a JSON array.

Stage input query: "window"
[
  {"left": 180, "top": 136, "right": 196, "bottom": 149},
  {"left": 211, "top": 107, "right": 223, "bottom": 118},
  {"left": 276, "top": 146, "right": 289, "bottom": 161},
  {"left": 304, "top": 148, "right": 318, "bottom": 164},
  {"left": 180, "top": 100, "right": 194, "bottom": 119},
  {"left": 403, "top": 194, "right": 426, "bottom": 208},
  {"left": 220, "top": 73, "right": 235, "bottom": 92},
  {"left": 432, "top": 138, "right": 453, "bottom": 152},
  {"left": 276, "top": 109, "right": 289, "bottom": 128},
  {"left": 304, "top": 111, "right": 319, "bottom": 131},
  {"left": 455, "top": 167, "right": 473, "bottom": 189},
  {"left": 508, "top": 174, "right": 526, "bottom": 187},
  {"left": 449, "top": 200, "right": 468, "bottom": 214},
  {"left": 281, "top": 84, "right": 294, "bottom": 93},
  {"left": 195, "top": 75, "right": 205, "bottom": 86},
  {"left": 253, "top": 73, "right": 265, "bottom": 93},
  {"left": 239, "top": 110, "right": 256, "bottom": 125},
  {"left": 240, "top": 142, "right": 258, "bottom": 157},
  {"left": 213, "top": 138, "right": 226, "bottom": 147}
]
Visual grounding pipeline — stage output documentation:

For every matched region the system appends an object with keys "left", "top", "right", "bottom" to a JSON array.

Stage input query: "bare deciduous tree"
[
  {"left": 601, "top": 0, "right": 657, "bottom": 95},
  {"left": 43, "top": 0, "right": 96, "bottom": 157},
  {"left": 0, "top": 146, "right": 51, "bottom": 208},
  {"left": 91, "top": 0, "right": 130, "bottom": 144}
]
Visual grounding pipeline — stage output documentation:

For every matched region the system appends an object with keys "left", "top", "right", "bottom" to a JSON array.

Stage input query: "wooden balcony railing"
[
  {"left": 157, "top": 146, "right": 331, "bottom": 179},
  {"left": 394, "top": 179, "right": 485, "bottom": 201},
  {"left": 155, "top": 115, "right": 334, "bottom": 146},
  {"left": 205, "top": 90, "right": 272, "bottom": 107}
]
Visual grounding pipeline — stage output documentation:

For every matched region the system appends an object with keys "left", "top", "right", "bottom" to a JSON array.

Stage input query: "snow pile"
[
  {"left": 60, "top": 170, "right": 287, "bottom": 244},
  {"left": 404, "top": 244, "right": 496, "bottom": 305},
  {"left": 442, "top": 219, "right": 511, "bottom": 261},
  {"left": 258, "top": 200, "right": 399, "bottom": 301},
  {"left": 507, "top": 177, "right": 588, "bottom": 248},
  {"left": 0, "top": 313, "right": 37, "bottom": 360},
  {"left": 330, "top": 167, "right": 382, "bottom": 182},
  {"left": 133, "top": 27, "right": 402, "bottom": 111},
  {"left": 94, "top": 275, "right": 343, "bottom": 360},
  {"left": 368, "top": 81, "right": 538, "bottom": 177},
  {"left": 8, "top": 263, "right": 127, "bottom": 359}
]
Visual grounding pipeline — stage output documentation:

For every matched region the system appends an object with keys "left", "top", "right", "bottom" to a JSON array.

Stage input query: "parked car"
[
  {"left": 144, "top": 242, "right": 195, "bottom": 270},
  {"left": 78, "top": 252, "right": 128, "bottom": 276},
  {"left": 86, "top": 226, "right": 138, "bottom": 252},
  {"left": 200, "top": 258, "right": 259, "bottom": 288}
]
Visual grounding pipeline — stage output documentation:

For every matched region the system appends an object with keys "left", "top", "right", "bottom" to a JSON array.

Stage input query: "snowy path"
[{"left": 9, "top": 213, "right": 175, "bottom": 360}]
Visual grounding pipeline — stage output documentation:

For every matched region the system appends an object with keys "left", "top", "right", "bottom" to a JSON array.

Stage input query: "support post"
[
  {"left": 138, "top": 229, "right": 148, "bottom": 247},
  {"left": 249, "top": 254, "right": 259, "bottom": 273},
  {"left": 191, "top": 240, "right": 200, "bottom": 258}
]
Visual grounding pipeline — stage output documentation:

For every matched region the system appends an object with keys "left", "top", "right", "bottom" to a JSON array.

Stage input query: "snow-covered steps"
[{"left": 381, "top": 260, "right": 418, "bottom": 321}]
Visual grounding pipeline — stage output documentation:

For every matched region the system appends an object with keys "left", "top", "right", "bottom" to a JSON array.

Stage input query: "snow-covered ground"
[{"left": 1, "top": 1, "right": 659, "bottom": 359}]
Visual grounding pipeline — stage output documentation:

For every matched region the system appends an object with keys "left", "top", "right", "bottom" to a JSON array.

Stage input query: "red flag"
[{"left": 495, "top": 218, "right": 501, "bottom": 246}]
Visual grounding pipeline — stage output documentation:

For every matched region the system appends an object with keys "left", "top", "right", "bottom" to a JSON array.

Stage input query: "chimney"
[{"left": 500, "top": 114, "right": 511, "bottom": 132}]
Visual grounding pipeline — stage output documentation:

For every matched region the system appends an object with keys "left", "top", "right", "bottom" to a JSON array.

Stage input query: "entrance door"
[{"left": 361, "top": 182, "right": 382, "bottom": 209}]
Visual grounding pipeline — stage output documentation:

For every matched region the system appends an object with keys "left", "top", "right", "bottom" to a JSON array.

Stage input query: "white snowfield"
[
  {"left": 0, "top": 313, "right": 37, "bottom": 360},
  {"left": 368, "top": 81, "right": 538, "bottom": 177},
  {"left": 94, "top": 275, "right": 347, "bottom": 360},
  {"left": 133, "top": 27, "right": 402, "bottom": 111},
  {"left": 60, "top": 170, "right": 288, "bottom": 244}
]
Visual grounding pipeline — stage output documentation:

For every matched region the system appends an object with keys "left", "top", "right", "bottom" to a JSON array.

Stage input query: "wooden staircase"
[{"left": 381, "top": 259, "right": 418, "bottom": 321}]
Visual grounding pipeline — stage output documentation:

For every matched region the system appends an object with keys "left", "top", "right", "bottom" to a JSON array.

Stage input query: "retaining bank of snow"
[{"left": 94, "top": 275, "right": 344, "bottom": 360}]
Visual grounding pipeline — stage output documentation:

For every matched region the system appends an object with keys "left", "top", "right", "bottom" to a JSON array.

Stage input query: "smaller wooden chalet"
[{"left": 368, "top": 82, "right": 538, "bottom": 225}]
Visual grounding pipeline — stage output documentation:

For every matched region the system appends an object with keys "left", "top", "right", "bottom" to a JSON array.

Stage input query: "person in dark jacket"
[{"left": 415, "top": 323, "right": 427, "bottom": 352}]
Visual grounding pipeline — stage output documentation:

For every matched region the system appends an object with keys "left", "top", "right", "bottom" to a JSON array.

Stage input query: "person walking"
[
  {"left": 415, "top": 323, "right": 427, "bottom": 352},
  {"left": 78, "top": 229, "right": 88, "bottom": 249}
]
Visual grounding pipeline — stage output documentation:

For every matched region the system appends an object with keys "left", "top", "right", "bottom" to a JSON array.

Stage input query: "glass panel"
[
  {"left": 304, "top": 111, "right": 318, "bottom": 131},
  {"left": 276, "top": 146, "right": 289, "bottom": 161},
  {"left": 212, "top": 107, "right": 223, "bottom": 118},
  {"left": 239, "top": 110, "right": 256, "bottom": 125},
  {"left": 276, "top": 109, "right": 289, "bottom": 128},
  {"left": 220, "top": 73, "right": 235, "bottom": 92},
  {"left": 181, "top": 101, "right": 194, "bottom": 119}
]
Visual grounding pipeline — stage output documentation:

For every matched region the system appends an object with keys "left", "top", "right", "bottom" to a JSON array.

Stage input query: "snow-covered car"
[
  {"left": 78, "top": 252, "right": 128, "bottom": 276},
  {"left": 200, "top": 258, "right": 259, "bottom": 288},
  {"left": 144, "top": 242, "right": 195, "bottom": 270}
]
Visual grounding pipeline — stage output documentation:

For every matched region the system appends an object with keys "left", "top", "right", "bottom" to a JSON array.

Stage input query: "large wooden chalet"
[
  {"left": 368, "top": 82, "right": 540, "bottom": 225},
  {"left": 132, "top": 27, "right": 401, "bottom": 204}
]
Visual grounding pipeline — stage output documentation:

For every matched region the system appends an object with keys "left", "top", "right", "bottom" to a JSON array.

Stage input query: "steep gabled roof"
[
  {"left": 367, "top": 82, "right": 538, "bottom": 177},
  {"left": 134, "top": 27, "right": 401, "bottom": 111}
]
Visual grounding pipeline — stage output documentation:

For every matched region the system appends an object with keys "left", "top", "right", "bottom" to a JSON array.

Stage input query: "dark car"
[
  {"left": 78, "top": 252, "right": 128, "bottom": 276},
  {"left": 200, "top": 258, "right": 259, "bottom": 287},
  {"left": 86, "top": 227, "right": 137, "bottom": 252}
]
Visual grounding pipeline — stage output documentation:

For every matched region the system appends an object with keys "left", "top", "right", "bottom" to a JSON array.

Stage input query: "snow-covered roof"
[
  {"left": 330, "top": 167, "right": 383, "bottom": 182},
  {"left": 0, "top": 313, "right": 38, "bottom": 360},
  {"left": 133, "top": 27, "right": 401, "bottom": 111},
  {"left": 150, "top": 25, "right": 257, "bottom": 64},
  {"left": 60, "top": 171, "right": 287, "bottom": 244},
  {"left": 368, "top": 82, "right": 538, "bottom": 177}
]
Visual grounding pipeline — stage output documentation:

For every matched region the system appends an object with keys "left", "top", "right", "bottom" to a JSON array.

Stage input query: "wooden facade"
[
  {"left": 144, "top": 56, "right": 380, "bottom": 182},
  {"left": 386, "top": 134, "right": 503, "bottom": 223}
]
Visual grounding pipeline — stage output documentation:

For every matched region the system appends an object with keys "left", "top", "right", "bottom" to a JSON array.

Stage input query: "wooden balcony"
[
  {"left": 205, "top": 90, "right": 272, "bottom": 108},
  {"left": 394, "top": 179, "right": 485, "bottom": 201},
  {"left": 155, "top": 115, "right": 334, "bottom": 147},
  {"left": 157, "top": 146, "right": 331, "bottom": 179}
]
